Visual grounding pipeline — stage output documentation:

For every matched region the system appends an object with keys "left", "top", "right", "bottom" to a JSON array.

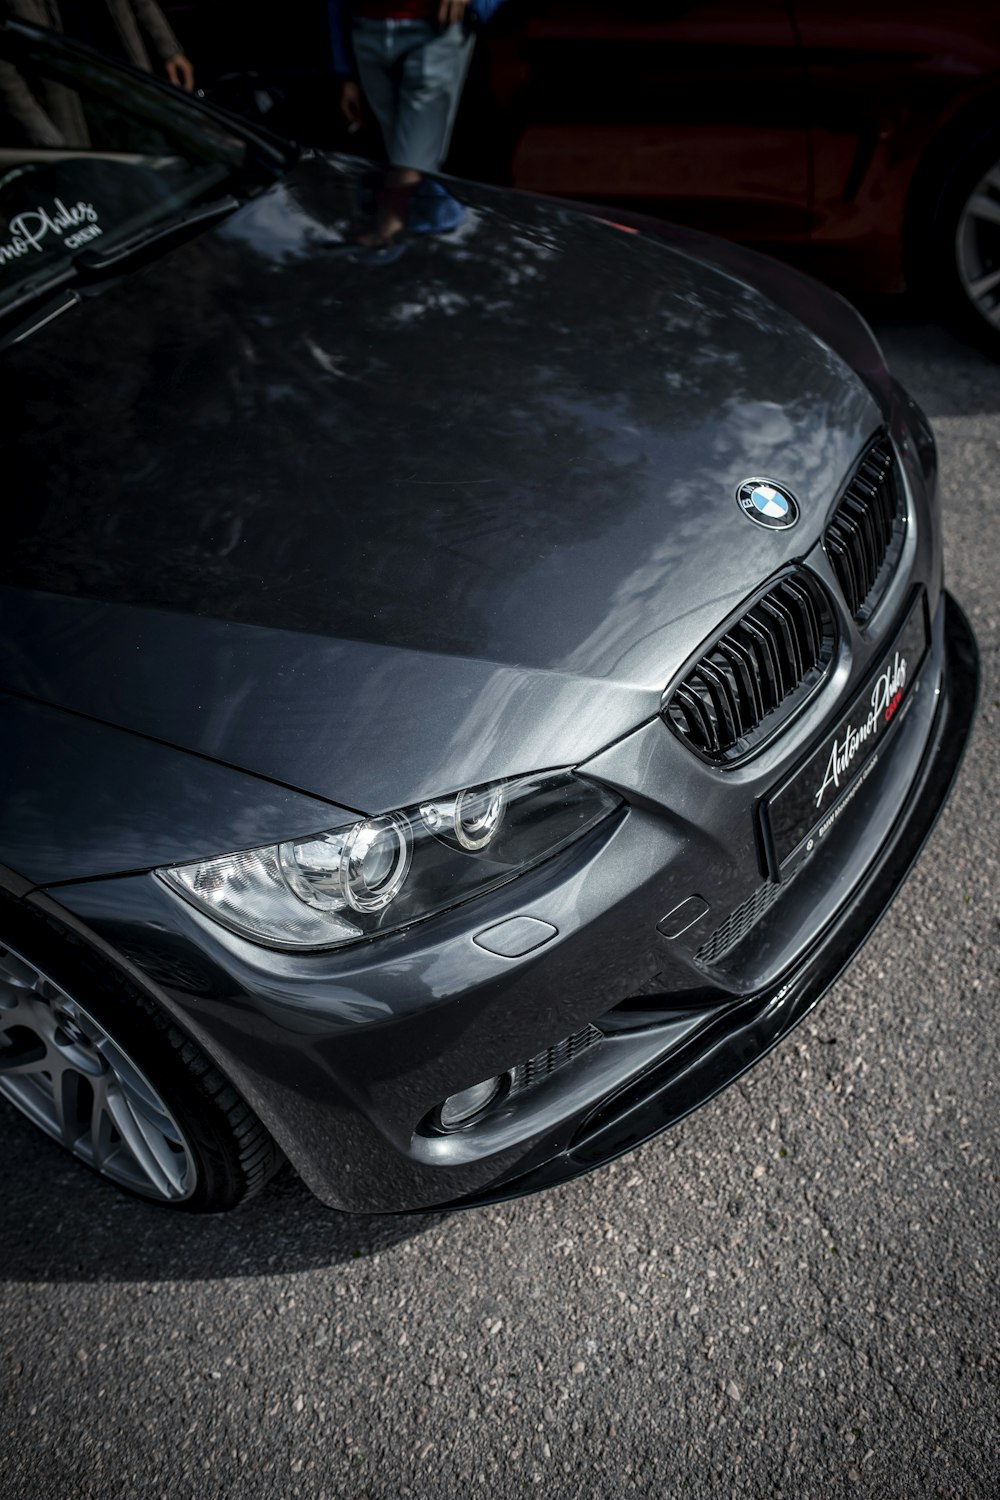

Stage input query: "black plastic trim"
[
  {"left": 824, "top": 432, "right": 906, "bottom": 622},
  {"left": 442, "top": 593, "right": 978, "bottom": 1211},
  {"left": 662, "top": 567, "right": 837, "bottom": 763}
]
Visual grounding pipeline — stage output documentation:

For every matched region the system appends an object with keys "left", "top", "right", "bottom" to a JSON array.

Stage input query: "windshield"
[{"left": 0, "top": 22, "right": 285, "bottom": 314}]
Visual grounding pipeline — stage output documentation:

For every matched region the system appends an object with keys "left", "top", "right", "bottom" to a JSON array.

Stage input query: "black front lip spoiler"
[{"left": 444, "top": 592, "right": 979, "bottom": 1211}]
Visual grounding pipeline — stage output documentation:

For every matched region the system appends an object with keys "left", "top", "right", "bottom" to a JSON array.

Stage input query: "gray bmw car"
[{"left": 0, "top": 22, "right": 978, "bottom": 1212}]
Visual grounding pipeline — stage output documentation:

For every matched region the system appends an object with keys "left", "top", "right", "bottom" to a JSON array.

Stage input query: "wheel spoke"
[
  {"left": 121, "top": 1083, "right": 189, "bottom": 1194},
  {"left": 87, "top": 1075, "right": 114, "bottom": 1171},
  {"left": 132, "top": 1103, "right": 189, "bottom": 1195},
  {"left": 0, "top": 989, "right": 34, "bottom": 1026},
  {"left": 104, "top": 1083, "right": 178, "bottom": 1200},
  {"left": 968, "top": 265, "right": 1000, "bottom": 300},
  {"left": 0, "top": 940, "right": 196, "bottom": 1203},
  {"left": 0, "top": 981, "right": 24, "bottom": 1012},
  {"left": 0, "top": 952, "right": 41, "bottom": 989},
  {"left": 0, "top": 1034, "right": 48, "bottom": 1076},
  {"left": 111, "top": 1055, "right": 185, "bottom": 1142},
  {"left": 51, "top": 1065, "right": 87, "bottom": 1149},
  {"left": 127, "top": 1088, "right": 185, "bottom": 1148},
  {"left": 967, "top": 192, "right": 1000, "bottom": 229}
]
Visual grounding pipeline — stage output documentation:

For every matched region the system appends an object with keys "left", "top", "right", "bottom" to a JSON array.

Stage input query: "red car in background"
[
  {"left": 164, "top": 2, "right": 1000, "bottom": 348},
  {"left": 455, "top": 2, "right": 1000, "bottom": 348}
]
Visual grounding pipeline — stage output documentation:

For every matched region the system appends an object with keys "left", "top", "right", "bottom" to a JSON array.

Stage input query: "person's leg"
[
  {"left": 392, "top": 21, "right": 474, "bottom": 175},
  {"left": 348, "top": 20, "right": 419, "bottom": 246},
  {"left": 352, "top": 20, "right": 474, "bottom": 246},
  {"left": 350, "top": 18, "right": 401, "bottom": 165}
]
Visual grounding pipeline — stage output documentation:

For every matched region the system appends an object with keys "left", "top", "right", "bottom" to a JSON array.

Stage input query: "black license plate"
[{"left": 765, "top": 593, "right": 930, "bottom": 872}]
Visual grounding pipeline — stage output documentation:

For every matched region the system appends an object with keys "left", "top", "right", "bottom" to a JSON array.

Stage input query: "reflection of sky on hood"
[
  {"left": 5, "top": 151, "right": 880, "bottom": 701},
  {"left": 217, "top": 181, "right": 344, "bottom": 262},
  {"left": 496, "top": 380, "right": 865, "bottom": 681}
]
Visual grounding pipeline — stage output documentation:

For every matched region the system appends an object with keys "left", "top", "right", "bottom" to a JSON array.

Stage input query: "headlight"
[{"left": 156, "top": 770, "right": 622, "bottom": 950}]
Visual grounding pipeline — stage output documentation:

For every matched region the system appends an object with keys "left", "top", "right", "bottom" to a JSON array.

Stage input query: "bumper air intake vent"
[
  {"left": 663, "top": 571, "right": 836, "bottom": 761},
  {"left": 694, "top": 868, "right": 801, "bottom": 967},
  {"left": 825, "top": 433, "right": 905, "bottom": 621},
  {"left": 508, "top": 1024, "right": 602, "bottom": 1097}
]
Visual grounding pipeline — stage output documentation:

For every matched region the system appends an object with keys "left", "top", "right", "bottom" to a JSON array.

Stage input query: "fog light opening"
[{"left": 437, "top": 1075, "right": 506, "bottom": 1131}]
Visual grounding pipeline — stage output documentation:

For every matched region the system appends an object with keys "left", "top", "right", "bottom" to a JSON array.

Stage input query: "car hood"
[{"left": 0, "top": 154, "right": 881, "bottom": 816}]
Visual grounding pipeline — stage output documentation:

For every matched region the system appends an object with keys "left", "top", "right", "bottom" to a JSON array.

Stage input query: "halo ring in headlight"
[
  {"left": 341, "top": 815, "right": 411, "bottom": 913},
  {"left": 158, "top": 771, "right": 622, "bottom": 949},
  {"left": 452, "top": 783, "right": 505, "bottom": 851}
]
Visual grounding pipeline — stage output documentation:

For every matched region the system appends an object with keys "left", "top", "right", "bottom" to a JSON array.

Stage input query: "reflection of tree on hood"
[{"left": 2, "top": 153, "right": 858, "bottom": 675}]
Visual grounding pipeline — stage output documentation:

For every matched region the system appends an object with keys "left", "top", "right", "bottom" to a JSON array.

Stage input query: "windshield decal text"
[{"left": 0, "top": 199, "right": 102, "bottom": 266}]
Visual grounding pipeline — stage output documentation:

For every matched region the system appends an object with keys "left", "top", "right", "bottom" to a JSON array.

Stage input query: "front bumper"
[
  {"left": 38, "top": 580, "right": 978, "bottom": 1214},
  {"left": 451, "top": 592, "right": 979, "bottom": 1207}
]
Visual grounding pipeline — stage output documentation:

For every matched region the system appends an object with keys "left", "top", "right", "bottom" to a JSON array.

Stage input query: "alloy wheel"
[
  {"left": 955, "top": 160, "right": 1000, "bottom": 332},
  {"left": 0, "top": 942, "right": 196, "bottom": 1202}
]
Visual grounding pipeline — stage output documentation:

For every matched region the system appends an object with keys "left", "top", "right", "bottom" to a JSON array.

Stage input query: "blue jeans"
[{"left": 351, "top": 18, "right": 474, "bottom": 174}]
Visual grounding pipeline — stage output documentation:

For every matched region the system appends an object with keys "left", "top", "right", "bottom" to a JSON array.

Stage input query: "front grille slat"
[
  {"left": 760, "top": 594, "right": 803, "bottom": 684},
  {"left": 664, "top": 570, "right": 836, "bottom": 761},
  {"left": 825, "top": 434, "right": 905, "bottom": 621},
  {"left": 696, "top": 660, "right": 742, "bottom": 746},
  {"left": 671, "top": 682, "right": 718, "bottom": 751},
  {"left": 718, "top": 634, "right": 764, "bottom": 725},
  {"left": 844, "top": 496, "right": 879, "bottom": 589},
  {"left": 832, "top": 515, "right": 865, "bottom": 613},
  {"left": 743, "top": 614, "right": 783, "bottom": 707},
  {"left": 782, "top": 576, "right": 821, "bottom": 660}
]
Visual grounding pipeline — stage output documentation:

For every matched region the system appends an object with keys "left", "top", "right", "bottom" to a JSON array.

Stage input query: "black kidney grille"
[
  {"left": 664, "top": 572, "right": 835, "bottom": 760},
  {"left": 825, "top": 436, "right": 904, "bottom": 619}
]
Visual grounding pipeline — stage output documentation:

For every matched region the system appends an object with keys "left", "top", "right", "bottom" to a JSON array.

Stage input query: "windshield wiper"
[
  {"left": 0, "top": 261, "right": 78, "bottom": 335},
  {"left": 0, "top": 195, "right": 242, "bottom": 342},
  {"left": 0, "top": 285, "right": 79, "bottom": 350},
  {"left": 73, "top": 194, "right": 240, "bottom": 277}
]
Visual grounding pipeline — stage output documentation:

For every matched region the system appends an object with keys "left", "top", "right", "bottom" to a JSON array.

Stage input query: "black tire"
[
  {"left": 921, "top": 122, "right": 1000, "bottom": 355},
  {"left": 0, "top": 896, "right": 283, "bottom": 1212}
]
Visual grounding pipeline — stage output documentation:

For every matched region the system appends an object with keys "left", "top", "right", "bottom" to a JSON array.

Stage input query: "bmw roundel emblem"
[{"left": 736, "top": 478, "right": 799, "bottom": 530}]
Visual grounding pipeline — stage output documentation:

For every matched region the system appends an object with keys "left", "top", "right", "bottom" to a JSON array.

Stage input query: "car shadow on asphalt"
[{"left": 0, "top": 1101, "right": 441, "bottom": 1282}]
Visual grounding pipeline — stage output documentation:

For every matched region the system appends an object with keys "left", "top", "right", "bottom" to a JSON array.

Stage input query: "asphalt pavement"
[{"left": 1, "top": 313, "right": 997, "bottom": 1500}]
